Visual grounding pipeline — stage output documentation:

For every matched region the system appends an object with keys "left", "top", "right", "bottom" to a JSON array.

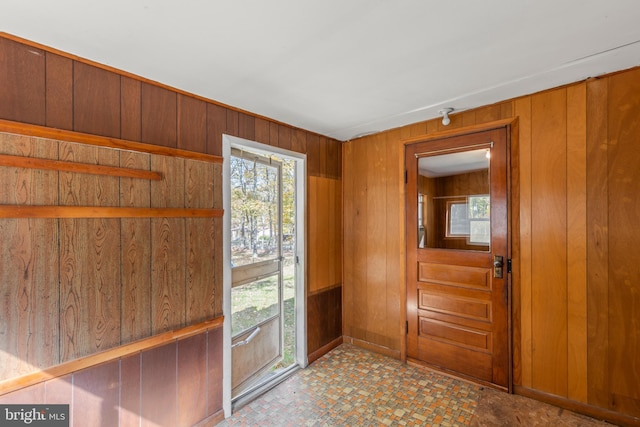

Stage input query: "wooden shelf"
[
  {"left": 0, "top": 206, "right": 223, "bottom": 218},
  {"left": 0, "top": 153, "right": 163, "bottom": 180},
  {"left": 0, "top": 119, "right": 223, "bottom": 164}
]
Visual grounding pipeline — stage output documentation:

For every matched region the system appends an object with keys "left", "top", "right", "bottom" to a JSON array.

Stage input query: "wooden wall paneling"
[
  {"left": 307, "top": 288, "right": 339, "bottom": 354},
  {"left": 351, "top": 136, "right": 369, "bottom": 342},
  {"left": 278, "top": 125, "right": 292, "bottom": 151},
  {"left": 0, "top": 38, "right": 45, "bottom": 125},
  {"left": 365, "top": 134, "right": 388, "bottom": 347},
  {"left": 151, "top": 155, "right": 186, "bottom": 333},
  {"left": 501, "top": 101, "right": 514, "bottom": 119},
  {"left": 0, "top": 383, "right": 45, "bottom": 404},
  {"left": 206, "top": 103, "right": 227, "bottom": 156},
  {"left": 207, "top": 327, "right": 223, "bottom": 417},
  {"left": 120, "top": 354, "right": 142, "bottom": 427},
  {"left": 0, "top": 134, "right": 60, "bottom": 378},
  {"left": 318, "top": 136, "right": 328, "bottom": 176},
  {"left": 141, "top": 343, "right": 177, "bottom": 427},
  {"left": 317, "top": 177, "right": 330, "bottom": 289},
  {"left": 121, "top": 76, "right": 142, "bottom": 141},
  {"left": 514, "top": 96, "right": 533, "bottom": 388},
  {"left": 177, "top": 94, "right": 207, "bottom": 153},
  {"left": 342, "top": 141, "right": 354, "bottom": 337},
  {"left": 462, "top": 110, "right": 477, "bottom": 127},
  {"left": 475, "top": 104, "right": 503, "bottom": 124},
  {"left": 385, "top": 132, "right": 402, "bottom": 352},
  {"left": 73, "top": 62, "right": 121, "bottom": 138},
  {"left": 607, "top": 69, "right": 640, "bottom": 417},
  {"left": 59, "top": 142, "right": 122, "bottom": 361},
  {"left": 328, "top": 177, "right": 339, "bottom": 286},
  {"left": 586, "top": 77, "right": 610, "bottom": 408},
  {"left": 213, "top": 163, "right": 223, "bottom": 317},
  {"left": 73, "top": 360, "right": 120, "bottom": 426},
  {"left": 254, "top": 117, "right": 271, "bottom": 146},
  {"left": 530, "top": 88, "right": 568, "bottom": 396},
  {"left": 293, "top": 129, "right": 307, "bottom": 154},
  {"left": 238, "top": 112, "right": 256, "bottom": 141},
  {"left": 177, "top": 333, "right": 207, "bottom": 426},
  {"left": 269, "top": 122, "right": 280, "bottom": 150},
  {"left": 408, "top": 121, "right": 428, "bottom": 137},
  {"left": 141, "top": 83, "right": 177, "bottom": 147},
  {"left": 331, "top": 179, "right": 342, "bottom": 290},
  {"left": 44, "top": 374, "right": 73, "bottom": 406},
  {"left": 307, "top": 134, "right": 319, "bottom": 176},
  {"left": 45, "top": 53, "right": 73, "bottom": 130},
  {"left": 327, "top": 139, "right": 341, "bottom": 179},
  {"left": 566, "top": 83, "right": 588, "bottom": 403},
  {"left": 120, "top": 151, "right": 152, "bottom": 343},
  {"left": 185, "top": 160, "right": 215, "bottom": 324},
  {"left": 226, "top": 110, "right": 239, "bottom": 137},
  {"left": 307, "top": 176, "right": 319, "bottom": 293}
]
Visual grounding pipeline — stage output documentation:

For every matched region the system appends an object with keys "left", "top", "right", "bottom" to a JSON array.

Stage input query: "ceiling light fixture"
[{"left": 439, "top": 108, "right": 454, "bottom": 126}]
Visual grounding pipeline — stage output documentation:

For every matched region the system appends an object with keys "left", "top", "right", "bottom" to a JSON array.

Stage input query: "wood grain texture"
[
  {"left": 59, "top": 143, "right": 121, "bottom": 361},
  {"left": 120, "top": 151, "right": 152, "bottom": 343},
  {"left": 0, "top": 38, "right": 45, "bottom": 125},
  {"left": 238, "top": 112, "right": 255, "bottom": 141},
  {"left": 74, "top": 62, "right": 121, "bottom": 138},
  {"left": 0, "top": 134, "right": 59, "bottom": 378},
  {"left": 342, "top": 141, "right": 354, "bottom": 338},
  {"left": 607, "top": 69, "right": 640, "bottom": 416},
  {"left": 0, "top": 153, "right": 162, "bottom": 180},
  {"left": 0, "top": 317, "right": 222, "bottom": 396},
  {"left": 0, "top": 119, "right": 223, "bottom": 163},
  {"left": 566, "top": 83, "right": 588, "bottom": 403},
  {"left": 178, "top": 94, "right": 207, "bottom": 153},
  {"left": 366, "top": 134, "right": 388, "bottom": 347},
  {"left": 45, "top": 53, "right": 73, "bottom": 130},
  {"left": 141, "top": 83, "right": 177, "bottom": 148},
  {"left": 586, "top": 77, "right": 610, "bottom": 409},
  {"left": 120, "top": 76, "right": 142, "bottom": 141},
  {"left": 206, "top": 103, "right": 227, "bottom": 156},
  {"left": 530, "top": 88, "right": 568, "bottom": 396},
  {"left": 514, "top": 96, "right": 533, "bottom": 389}
]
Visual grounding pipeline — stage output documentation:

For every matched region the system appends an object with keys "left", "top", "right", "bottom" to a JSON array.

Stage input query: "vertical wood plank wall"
[
  {"left": 0, "top": 34, "right": 343, "bottom": 425},
  {"left": 343, "top": 69, "right": 640, "bottom": 421}
]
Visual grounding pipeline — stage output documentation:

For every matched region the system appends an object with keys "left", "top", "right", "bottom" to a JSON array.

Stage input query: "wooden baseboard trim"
[
  {"left": 514, "top": 385, "right": 640, "bottom": 427},
  {"left": 342, "top": 336, "right": 401, "bottom": 360},
  {"left": 308, "top": 337, "right": 343, "bottom": 364},
  {"left": 193, "top": 409, "right": 225, "bottom": 427}
]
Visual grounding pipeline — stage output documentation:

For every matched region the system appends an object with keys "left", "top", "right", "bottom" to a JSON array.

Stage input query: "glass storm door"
[{"left": 230, "top": 148, "right": 284, "bottom": 398}]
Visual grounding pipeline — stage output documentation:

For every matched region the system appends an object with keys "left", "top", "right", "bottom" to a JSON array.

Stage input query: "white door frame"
[{"left": 222, "top": 134, "right": 307, "bottom": 417}]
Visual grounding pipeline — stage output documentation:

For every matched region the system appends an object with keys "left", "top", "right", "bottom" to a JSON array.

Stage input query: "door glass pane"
[
  {"left": 418, "top": 148, "right": 490, "bottom": 251},
  {"left": 231, "top": 274, "right": 280, "bottom": 337},
  {"left": 230, "top": 156, "right": 280, "bottom": 267}
]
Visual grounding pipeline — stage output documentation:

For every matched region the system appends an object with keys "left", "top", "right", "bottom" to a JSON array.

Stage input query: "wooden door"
[{"left": 406, "top": 127, "right": 510, "bottom": 389}]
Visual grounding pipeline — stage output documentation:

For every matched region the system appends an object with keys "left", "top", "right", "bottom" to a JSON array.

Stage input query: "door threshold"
[{"left": 231, "top": 363, "right": 301, "bottom": 412}]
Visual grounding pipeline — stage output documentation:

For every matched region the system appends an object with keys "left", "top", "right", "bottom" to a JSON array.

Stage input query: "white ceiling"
[{"left": 2, "top": 1, "right": 640, "bottom": 141}]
